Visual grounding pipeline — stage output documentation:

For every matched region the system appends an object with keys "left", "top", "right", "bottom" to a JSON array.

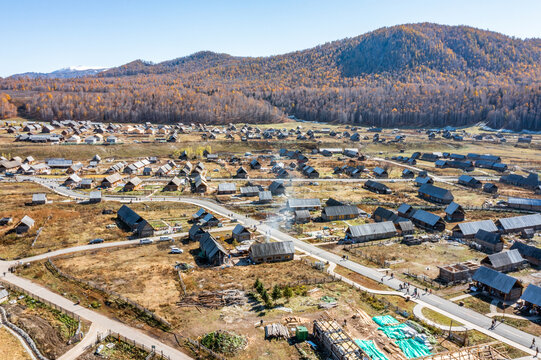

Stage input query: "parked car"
[
  {"left": 139, "top": 239, "right": 153, "bottom": 245},
  {"left": 170, "top": 247, "right": 183, "bottom": 254},
  {"left": 159, "top": 236, "right": 173, "bottom": 242},
  {"left": 89, "top": 238, "right": 104, "bottom": 244}
]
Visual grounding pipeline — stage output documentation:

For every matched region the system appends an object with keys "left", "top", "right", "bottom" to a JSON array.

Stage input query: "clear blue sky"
[{"left": 1, "top": 0, "right": 540, "bottom": 77}]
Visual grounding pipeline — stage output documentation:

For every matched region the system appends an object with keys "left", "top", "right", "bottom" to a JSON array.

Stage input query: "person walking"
[{"left": 532, "top": 338, "right": 536, "bottom": 348}]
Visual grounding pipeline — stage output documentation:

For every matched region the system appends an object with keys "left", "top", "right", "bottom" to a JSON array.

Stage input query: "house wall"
[
  {"left": 348, "top": 231, "right": 396, "bottom": 243},
  {"left": 476, "top": 240, "right": 503, "bottom": 254},
  {"left": 15, "top": 224, "right": 30, "bottom": 234},
  {"left": 233, "top": 232, "right": 251, "bottom": 242},
  {"left": 523, "top": 255, "right": 541, "bottom": 267},
  {"left": 250, "top": 253, "right": 293, "bottom": 264},
  {"left": 323, "top": 213, "right": 357, "bottom": 221}
]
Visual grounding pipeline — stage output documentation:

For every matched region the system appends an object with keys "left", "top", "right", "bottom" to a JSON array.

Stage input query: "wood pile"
[
  {"left": 353, "top": 308, "right": 372, "bottom": 325},
  {"left": 264, "top": 323, "right": 290, "bottom": 339},
  {"left": 177, "top": 290, "right": 246, "bottom": 308}
]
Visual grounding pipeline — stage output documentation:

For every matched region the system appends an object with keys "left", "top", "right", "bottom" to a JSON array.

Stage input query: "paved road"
[
  {"left": 15, "top": 226, "right": 235, "bottom": 265},
  {"left": 57, "top": 323, "right": 103, "bottom": 360},
  {"left": 15, "top": 177, "right": 539, "bottom": 355},
  {"left": 0, "top": 271, "right": 192, "bottom": 360},
  {"left": 174, "top": 197, "right": 538, "bottom": 355}
]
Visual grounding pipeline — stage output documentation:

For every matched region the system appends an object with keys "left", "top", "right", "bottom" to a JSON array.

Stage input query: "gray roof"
[
  {"left": 89, "top": 191, "right": 101, "bottom": 200},
  {"left": 456, "top": 220, "right": 498, "bottom": 237},
  {"left": 189, "top": 224, "right": 204, "bottom": 237},
  {"left": 323, "top": 205, "right": 360, "bottom": 217},
  {"left": 240, "top": 186, "right": 261, "bottom": 195},
  {"left": 475, "top": 229, "right": 501, "bottom": 244},
  {"left": 32, "top": 193, "right": 47, "bottom": 202},
  {"left": 347, "top": 221, "right": 396, "bottom": 238},
  {"left": 126, "top": 177, "right": 142, "bottom": 187},
  {"left": 258, "top": 191, "right": 272, "bottom": 201},
  {"left": 269, "top": 181, "right": 285, "bottom": 192},
  {"left": 19, "top": 215, "right": 35, "bottom": 228},
  {"left": 472, "top": 266, "right": 519, "bottom": 294},
  {"left": 498, "top": 214, "right": 541, "bottom": 231},
  {"left": 521, "top": 284, "right": 541, "bottom": 306},
  {"left": 192, "top": 208, "right": 207, "bottom": 219},
  {"left": 218, "top": 183, "right": 236, "bottom": 192},
  {"left": 250, "top": 241, "right": 295, "bottom": 258},
  {"left": 232, "top": 224, "right": 250, "bottom": 236},
  {"left": 167, "top": 177, "right": 183, "bottom": 186},
  {"left": 510, "top": 241, "right": 541, "bottom": 260},
  {"left": 445, "top": 202, "right": 463, "bottom": 215},
  {"left": 47, "top": 158, "right": 73, "bottom": 167},
  {"left": 364, "top": 180, "right": 390, "bottom": 192},
  {"left": 418, "top": 184, "right": 454, "bottom": 201},
  {"left": 295, "top": 210, "right": 311, "bottom": 219},
  {"left": 117, "top": 205, "right": 142, "bottom": 227},
  {"left": 104, "top": 173, "right": 122, "bottom": 184},
  {"left": 411, "top": 209, "right": 442, "bottom": 227},
  {"left": 485, "top": 249, "right": 524, "bottom": 268},
  {"left": 200, "top": 213, "right": 217, "bottom": 224},
  {"left": 397, "top": 203, "right": 412, "bottom": 215},
  {"left": 287, "top": 198, "right": 321, "bottom": 209},
  {"left": 199, "top": 232, "right": 227, "bottom": 259},
  {"left": 507, "top": 197, "right": 541, "bottom": 207},
  {"left": 398, "top": 220, "right": 414, "bottom": 232}
]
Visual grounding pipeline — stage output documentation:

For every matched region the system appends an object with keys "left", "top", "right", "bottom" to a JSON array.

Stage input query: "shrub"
[{"left": 200, "top": 331, "right": 247, "bottom": 355}]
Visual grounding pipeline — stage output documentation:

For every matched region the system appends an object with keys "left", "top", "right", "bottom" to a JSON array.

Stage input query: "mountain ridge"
[{"left": 1, "top": 23, "right": 540, "bottom": 130}]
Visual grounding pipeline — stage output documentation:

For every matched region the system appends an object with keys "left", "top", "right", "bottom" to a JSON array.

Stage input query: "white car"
[
  {"left": 159, "top": 236, "right": 173, "bottom": 242},
  {"left": 170, "top": 247, "right": 183, "bottom": 254},
  {"left": 139, "top": 239, "right": 153, "bottom": 245}
]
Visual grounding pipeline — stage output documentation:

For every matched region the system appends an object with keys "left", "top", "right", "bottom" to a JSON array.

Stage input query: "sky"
[{"left": 1, "top": 0, "right": 540, "bottom": 77}]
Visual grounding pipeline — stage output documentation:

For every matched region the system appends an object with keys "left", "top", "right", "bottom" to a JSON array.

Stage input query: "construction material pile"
[
  {"left": 396, "top": 339, "right": 432, "bottom": 358},
  {"left": 355, "top": 340, "right": 389, "bottom": 360},
  {"left": 178, "top": 289, "right": 247, "bottom": 308},
  {"left": 372, "top": 315, "right": 433, "bottom": 358},
  {"left": 373, "top": 315, "right": 401, "bottom": 326},
  {"left": 264, "top": 323, "right": 290, "bottom": 339}
]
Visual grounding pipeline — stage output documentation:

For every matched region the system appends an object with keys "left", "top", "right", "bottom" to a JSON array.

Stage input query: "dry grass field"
[
  {"left": 0, "top": 182, "right": 204, "bottom": 259},
  {"left": 0, "top": 327, "right": 33, "bottom": 360},
  {"left": 18, "top": 242, "right": 454, "bottom": 360}
]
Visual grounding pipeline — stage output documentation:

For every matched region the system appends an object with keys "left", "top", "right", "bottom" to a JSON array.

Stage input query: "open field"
[
  {"left": 0, "top": 182, "right": 205, "bottom": 259},
  {"left": 421, "top": 307, "right": 464, "bottom": 327},
  {"left": 17, "top": 243, "right": 471, "bottom": 360},
  {"left": 0, "top": 326, "right": 33, "bottom": 360}
]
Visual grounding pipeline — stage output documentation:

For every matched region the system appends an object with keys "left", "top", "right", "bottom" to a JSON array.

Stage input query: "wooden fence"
[
  {"left": 185, "top": 337, "right": 227, "bottom": 360},
  {"left": 0, "top": 280, "right": 81, "bottom": 325},
  {"left": 91, "top": 330, "right": 172, "bottom": 360},
  {"left": 402, "top": 271, "right": 443, "bottom": 290},
  {"left": 177, "top": 270, "right": 187, "bottom": 297},
  {"left": 343, "top": 247, "right": 388, "bottom": 267},
  {"left": 45, "top": 258, "right": 172, "bottom": 330}
]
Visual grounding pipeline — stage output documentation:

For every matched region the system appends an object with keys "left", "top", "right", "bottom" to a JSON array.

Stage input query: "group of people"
[{"left": 397, "top": 282, "right": 432, "bottom": 298}]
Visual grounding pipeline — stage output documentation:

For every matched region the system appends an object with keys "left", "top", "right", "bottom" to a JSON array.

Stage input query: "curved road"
[{"left": 3, "top": 176, "right": 538, "bottom": 357}]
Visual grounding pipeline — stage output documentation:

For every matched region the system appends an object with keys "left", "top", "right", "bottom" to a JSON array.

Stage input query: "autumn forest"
[{"left": 1, "top": 23, "right": 540, "bottom": 130}]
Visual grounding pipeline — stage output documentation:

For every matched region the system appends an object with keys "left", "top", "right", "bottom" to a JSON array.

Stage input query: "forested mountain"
[{"left": 1, "top": 23, "right": 540, "bottom": 130}]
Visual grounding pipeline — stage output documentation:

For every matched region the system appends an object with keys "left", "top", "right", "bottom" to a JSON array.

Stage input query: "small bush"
[{"left": 200, "top": 331, "right": 247, "bottom": 355}]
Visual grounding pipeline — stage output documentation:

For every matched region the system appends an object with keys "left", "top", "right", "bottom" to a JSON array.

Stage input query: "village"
[{"left": 1, "top": 118, "right": 541, "bottom": 360}]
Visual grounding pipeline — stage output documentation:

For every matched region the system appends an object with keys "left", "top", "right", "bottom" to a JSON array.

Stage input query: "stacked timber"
[
  {"left": 264, "top": 323, "right": 290, "bottom": 339},
  {"left": 177, "top": 289, "right": 246, "bottom": 308}
]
